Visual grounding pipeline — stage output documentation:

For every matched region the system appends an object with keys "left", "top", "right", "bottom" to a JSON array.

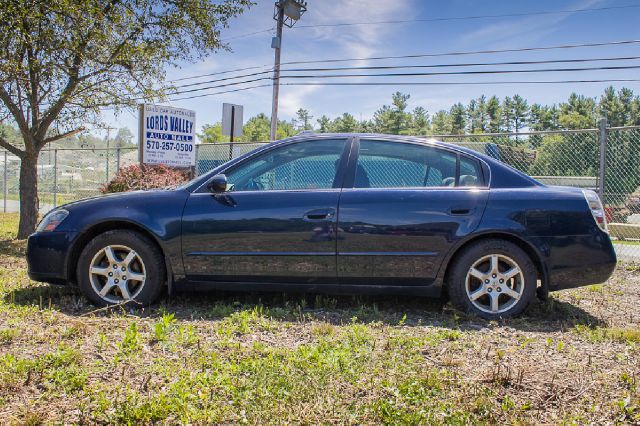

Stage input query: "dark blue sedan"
[{"left": 27, "top": 134, "right": 616, "bottom": 319}]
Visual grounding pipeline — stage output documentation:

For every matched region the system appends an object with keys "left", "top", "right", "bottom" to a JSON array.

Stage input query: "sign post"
[
  {"left": 139, "top": 104, "right": 196, "bottom": 168},
  {"left": 222, "top": 103, "right": 243, "bottom": 160}
]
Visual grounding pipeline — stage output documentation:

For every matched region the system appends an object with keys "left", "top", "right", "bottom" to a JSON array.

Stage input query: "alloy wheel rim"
[
  {"left": 465, "top": 254, "right": 524, "bottom": 314},
  {"left": 89, "top": 245, "right": 146, "bottom": 304}
]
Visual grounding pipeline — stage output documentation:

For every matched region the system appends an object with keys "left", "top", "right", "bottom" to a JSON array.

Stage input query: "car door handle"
[
  {"left": 449, "top": 207, "right": 474, "bottom": 215},
  {"left": 304, "top": 208, "right": 335, "bottom": 221}
]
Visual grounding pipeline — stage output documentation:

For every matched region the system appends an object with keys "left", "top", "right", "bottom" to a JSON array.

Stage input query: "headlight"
[{"left": 36, "top": 209, "right": 69, "bottom": 232}]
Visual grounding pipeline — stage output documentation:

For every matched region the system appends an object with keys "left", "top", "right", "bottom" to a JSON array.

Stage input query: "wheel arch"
[
  {"left": 66, "top": 220, "right": 173, "bottom": 291},
  {"left": 440, "top": 231, "right": 548, "bottom": 297}
]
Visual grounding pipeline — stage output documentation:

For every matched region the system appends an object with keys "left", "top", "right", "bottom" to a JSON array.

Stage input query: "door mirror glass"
[{"left": 207, "top": 174, "right": 228, "bottom": 193}]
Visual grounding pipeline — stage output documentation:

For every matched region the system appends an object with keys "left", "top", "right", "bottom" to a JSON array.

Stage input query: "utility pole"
[{"left": 269, "top": 0, "right": 307, "bottom": 141}]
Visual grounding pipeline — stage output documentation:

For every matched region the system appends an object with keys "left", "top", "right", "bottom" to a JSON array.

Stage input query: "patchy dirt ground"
[{"left": 1, "top": 213, "right": 639, "bottom": 424}]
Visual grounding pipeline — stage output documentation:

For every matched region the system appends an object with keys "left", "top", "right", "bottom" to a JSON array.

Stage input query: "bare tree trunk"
[{"left": 17, "top": 152, "right": 39, "bottom": 239}]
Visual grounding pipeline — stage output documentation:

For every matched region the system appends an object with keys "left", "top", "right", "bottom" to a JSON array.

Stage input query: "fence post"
[
  {"left": 3, "top": 151, "right": 7, "bottom": 213},
  {"left": 194, "top": 144, "right": 199, "bottom": 177},
  {"left": 116, "top": 147, "right": 121, "bottom": 173},
  {"left": 53, "top": 149, "right": 58, "bottom": 208},
  {"left": 598, "top": 117, "right": 608, "bottom": 199}
]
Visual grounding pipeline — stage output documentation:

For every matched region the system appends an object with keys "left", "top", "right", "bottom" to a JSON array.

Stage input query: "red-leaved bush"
[{"left": 100, "top": 164, "right": 190, "bottom": 194}]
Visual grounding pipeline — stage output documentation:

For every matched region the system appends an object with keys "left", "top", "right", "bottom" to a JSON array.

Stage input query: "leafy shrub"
[{"left": 100, "top": 164, "right": 189, "bottom": 194}]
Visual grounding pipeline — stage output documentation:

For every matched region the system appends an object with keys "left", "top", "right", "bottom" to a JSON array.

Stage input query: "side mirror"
[{"left": 207, "top": 174, "right": 228, "bottom": 193}]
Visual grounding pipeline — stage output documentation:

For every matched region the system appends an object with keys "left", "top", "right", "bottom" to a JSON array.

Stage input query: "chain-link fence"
[
  {"left": 0, "top": 147, "right": 138, "bottom": 213},
  {"left": 2, "top": 123, "right": 640, "bottom": 259}
]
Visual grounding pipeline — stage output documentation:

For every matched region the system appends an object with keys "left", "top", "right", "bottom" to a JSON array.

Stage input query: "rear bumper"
[
  {"left": 26, "top": 231, "right": 77, "bottom": 284},
  {"left": 544, "top": 233, "right": 617, "bottom": 291}
]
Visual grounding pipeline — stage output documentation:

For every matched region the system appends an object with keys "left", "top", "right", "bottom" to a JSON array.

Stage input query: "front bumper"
[{"left": 26, "top": 231, "right": 78, "bottom": 284}]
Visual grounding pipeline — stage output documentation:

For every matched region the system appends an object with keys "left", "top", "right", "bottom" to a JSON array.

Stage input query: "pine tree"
[
  {"left": 450, "top": 103, "right": 467, "bottom": 135},
  {"left": 486, "top": 96, "right": 501, "bottom": 133},
  {"left": 295, "top": 108, "right": 314, "bottom": 131}
]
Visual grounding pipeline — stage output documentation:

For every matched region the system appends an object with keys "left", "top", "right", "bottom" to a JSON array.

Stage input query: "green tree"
[
  {"left": 467, "top": 97, "right": 487, "bottom": 133},
  {"left": 598, "top": 86, "right": 640, "bottom": 126},
  {"left": 113, "top": 128, "right": 134, "bottom": 147},
  {"left": 359, "top": 119, "right": 376, "bottom": 133},
  {"left": 243, "top": 113, "right": 294, "bottom": 141},
  {"left": 410, "top": 106, "right": 430, "bottom": 135},
  {"left": 332, "top": 113, "right": 360, "bottom": 133},
  {"left": 373, "top": 92, "right": 412, "bottom": 134},
  {"left": 558, "top": 93, "right": 596, "bottom": 129},
  {"left": 199, "top": 123, "right": 228, "bottom": 143},
  {"left": 316, "top": 115, "right": 332, "bottom": 133},
  {"left": 295, "top": 108, "right": 313, "bottom": 131},
  {"left": 431, "top": 110, "right": 451, "bottom": 134},
  {"left": 509, "top": 94, "right": 529, "bottom": 134},
  {"left": 0, "top": 0, "right": 251, "bottom": 237},
  {"left": 486, "top": 96, "right": 502, "bottom": 133},
  {"left": 529, "top": 104, "right": 559, "bottom": 148},
  {"left": 501, "top": 96, "right": 514, "bottom": 132},
  {"left": 449, "top": 103, "right": 467, "bottom": 135}
]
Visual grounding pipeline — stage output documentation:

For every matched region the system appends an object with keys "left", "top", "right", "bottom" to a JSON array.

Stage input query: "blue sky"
[{"left": 103, "top": 0, "right": 640, "bottom": 139}]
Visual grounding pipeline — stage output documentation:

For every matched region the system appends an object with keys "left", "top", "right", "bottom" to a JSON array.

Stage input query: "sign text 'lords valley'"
[{"left": 139, "top": 104, "right": 196, "bottom": 167}]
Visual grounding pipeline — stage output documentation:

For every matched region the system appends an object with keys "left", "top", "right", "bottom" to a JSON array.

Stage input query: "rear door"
[{"left": 336, "top": 138, "right": 489, "bottom": 286}]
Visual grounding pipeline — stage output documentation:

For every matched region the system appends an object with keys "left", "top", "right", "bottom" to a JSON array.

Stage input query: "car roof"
[{"left": 278, "top": 132, "right": 489, "bottom": 158}]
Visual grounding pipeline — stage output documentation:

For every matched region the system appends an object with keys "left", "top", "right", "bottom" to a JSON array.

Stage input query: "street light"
[{"left": 270, "top": 0, "right": 308, "bottom": 141}]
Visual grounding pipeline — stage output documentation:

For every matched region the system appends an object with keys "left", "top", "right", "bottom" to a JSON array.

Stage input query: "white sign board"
[
  {"left": 221, "top": 103, "right": 243, "bottom": 138},
  {"left": 139, "top": 104, "right": 196, "bottom": 167}
]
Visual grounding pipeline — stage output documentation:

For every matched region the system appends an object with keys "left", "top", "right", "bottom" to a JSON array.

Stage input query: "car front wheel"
[
  {"left": 77, "top": 230, "right": 165, "bottom": 307},
  {"left": 448, "top": 239, "right": 537, "bottom": 319}
]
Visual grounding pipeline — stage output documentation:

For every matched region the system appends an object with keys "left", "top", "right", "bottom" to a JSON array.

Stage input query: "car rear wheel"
[
  {"left": 77, "top": 230, "right": 165, "bottom": 307},
  {"left": 448, "top": 239, "right": 536, "bottom": 319}
]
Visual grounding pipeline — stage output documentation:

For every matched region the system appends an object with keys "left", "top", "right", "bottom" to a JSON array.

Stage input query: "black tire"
[
  {"left": 447, "top": 239, "right": 537, "bottom": 320},
  {"left": 76, "top": 230, "right": 165, "bottom": 307}
]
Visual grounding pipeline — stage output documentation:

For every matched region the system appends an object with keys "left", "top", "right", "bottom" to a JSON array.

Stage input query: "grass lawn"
[{"left": 1, "top": 212, "right": 640, "bottom": 424}]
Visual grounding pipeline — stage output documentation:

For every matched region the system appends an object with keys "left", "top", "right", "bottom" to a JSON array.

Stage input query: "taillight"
[{"left": 582, "top": 190, "right": 608, "bottom": 232}]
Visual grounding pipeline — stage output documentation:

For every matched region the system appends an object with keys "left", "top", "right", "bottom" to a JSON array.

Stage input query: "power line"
[
  {"left": 292, "top": 4, "right": 640, "bottom": 29},
  {"left": 169, "top": 64, "right": 272, "bottom": 83},
  {"left": 168, "top": 84, "right": 273, "bottom": 102},
  {"left": 213, "top": 5, "right": 640, "bottom": 44},
  {"left": 171, "top": 56, "right": 640, "bottom": 90},
  {"left": 285, "top": 56, "right": 640, "bottom": 73},
  {"left": 282, "top": 79, "right": 640, "bottom": 87},
  {"left": 279, "top": 64, "right": 640, "bottom": 80},
  {"left": 167, "top": 77, "right": 272, "bottom": 96},
  {"left": 172, "top": 38, "right": 640, "bottom": 83},
  {"left": 220, "top": 28, "right": 273, "bottom": 42},
  {"left": 281, "top": 39, "right": 640, "bottom": 66},
  {"left": 163, "top": 79, "right": 640, "bottom": 102},
  {"left": 165, "top": 64, "right": 640, "bottom": 96}
]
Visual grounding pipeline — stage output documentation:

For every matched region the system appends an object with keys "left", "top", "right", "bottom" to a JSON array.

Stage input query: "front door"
[
  {"left": 337, "top": 139, "right": 489, "bottom": 286},
  {"left": 181, "top": 138, "right": 350, "bottom": 283}
]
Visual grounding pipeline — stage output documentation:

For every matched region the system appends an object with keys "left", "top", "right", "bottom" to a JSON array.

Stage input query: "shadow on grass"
[
  {"left": 4, "top": 281, "right": 605, "bottom": 332},
  {"left": 0, "top": 239, "right": 26, "bottom": 260}
]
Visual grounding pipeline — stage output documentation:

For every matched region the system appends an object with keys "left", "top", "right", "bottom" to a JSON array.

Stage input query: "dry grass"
[{"left": 1, "top": 212, "right": 639, "bottom": 424}]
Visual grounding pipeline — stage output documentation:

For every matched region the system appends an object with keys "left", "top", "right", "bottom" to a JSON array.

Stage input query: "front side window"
[
  {"left": 354, "top": 140, "right": 482, "bottom": 188},
  {"left": 224, "top": 139, "right": 346, "bottom": 191}
]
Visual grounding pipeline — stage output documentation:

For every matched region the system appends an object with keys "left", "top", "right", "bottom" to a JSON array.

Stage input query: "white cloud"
[
  {"left": 279, "top": 84, "right": 320, "bottom": 117},
  {"left": 306, "top": 0, "right": 413, "bottom": 59},
  {"left": 459, "top": 0, "right": 606, "bottom": 46}
]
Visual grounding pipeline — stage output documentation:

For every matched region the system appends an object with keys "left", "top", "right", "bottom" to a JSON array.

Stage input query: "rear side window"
[
  {"left": 354, "top": 140, "right": 483, "bottom": 188},
  {"left": 459, "top": 156, "right": 482, "bottom": 187}
]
